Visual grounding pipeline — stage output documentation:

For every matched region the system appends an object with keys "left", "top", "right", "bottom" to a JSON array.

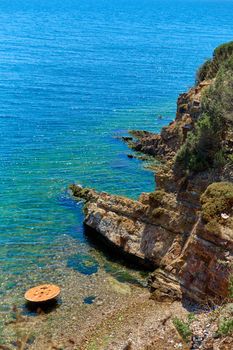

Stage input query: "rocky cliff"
[
  {"left": 125, "top": 80, "right": 212, "bottom": 161},
  {"left": 70, "top": 43, "right": 233, "bottom": 304}
]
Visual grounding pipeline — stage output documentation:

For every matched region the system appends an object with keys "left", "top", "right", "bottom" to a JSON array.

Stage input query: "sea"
[{"left": 0, "top": 0, "right": 233, "bottom": 317}]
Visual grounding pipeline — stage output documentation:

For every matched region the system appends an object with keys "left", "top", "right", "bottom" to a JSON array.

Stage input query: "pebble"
[{"left": 192, "top": 335, "right": 204, "bottom": 349}]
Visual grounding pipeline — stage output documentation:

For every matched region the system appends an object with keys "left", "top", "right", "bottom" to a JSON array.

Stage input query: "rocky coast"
[
  {"left": 70, "top": 42, "right": 233, "bottom": 348},
  {"left": 2, "top": 42, "right": 232, "bottom": 350}
]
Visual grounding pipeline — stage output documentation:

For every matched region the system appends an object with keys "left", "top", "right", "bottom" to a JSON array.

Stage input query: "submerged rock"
[
  {"left": 67, "top": 253, "right": 99, "bottom": 275},
  {"left": 107, "top": 276, "right": 131, "bottom": 295}
]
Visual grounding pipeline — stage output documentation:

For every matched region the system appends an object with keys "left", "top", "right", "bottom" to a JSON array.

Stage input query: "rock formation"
[
  {"left": 70, "top": 43, "right": 233, "bottom": 304},
  {"left": 126, "top": 80, "right": 212, "bottom": 161}
]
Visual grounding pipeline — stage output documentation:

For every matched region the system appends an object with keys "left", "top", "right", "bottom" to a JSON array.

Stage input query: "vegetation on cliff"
[
  {"left": 172, "top": 316, "right": 192, "bottom": 343},
  {"left": 196, "top": 41, "right": 233, "bottom": 83},
  {"left": 201, "top": 182, "right": 233, "bottom": 223},
  {"left": 70, "top": 41, "right": 233, "bottom": 350},
  {"left": 176, "top": 41, "right": 233, "bottom": 174},
  {"left": 200, "top": 182, "right": 233, "bottom": 235}
]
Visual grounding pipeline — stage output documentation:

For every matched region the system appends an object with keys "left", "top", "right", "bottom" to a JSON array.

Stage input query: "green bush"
[
  {"left": 214, "top": 41, "right": 233, "bottom": 63},
  {"left": 196, "top": 59, "right": 213, "bottom": 84},
  {"left": 187, "top": 313, "right": 196, "bottom": 323},
  {"left": 200, "top": 182, "right": 233, "bottom": 223},
  {"left": 0, "top": 321, "right": 4, "bottom": 345},
  {"left": 205, "top": 219, "right": 221, "bottom": 235},
  {"left": 196, "top": 41, "right": 233, "bottom": 83},
  {"left": 175, "top": 47, "right": 233, "bottom": 174},
  {"left": 176, "top": 113, "right": 221, "bottom": 172},
  {"left": 173, "top": 317, "right": 192, "bottom": 343},
  {"left": 217, "top": 318, "right": 233, "bottom": 336}
]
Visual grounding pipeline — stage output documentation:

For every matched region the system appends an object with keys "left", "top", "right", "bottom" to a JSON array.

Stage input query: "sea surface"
[{"left": 0, "top": 0, "right": 233, "bottom": 316}]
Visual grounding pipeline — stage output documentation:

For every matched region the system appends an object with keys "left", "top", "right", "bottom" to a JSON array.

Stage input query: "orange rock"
[{"left": 24, "top": 284, "right": 60, "bottom": 302}]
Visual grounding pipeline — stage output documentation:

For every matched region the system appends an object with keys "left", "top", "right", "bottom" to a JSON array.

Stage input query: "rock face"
[
  {"left": 125, "top": 80, "right": 212, "bottom": 161},
  {"left": 70, "top": 78, "right": 233, "bottom": 304},
  {"left": 71, "top": 182, "right": 233, "bottom": 303}
]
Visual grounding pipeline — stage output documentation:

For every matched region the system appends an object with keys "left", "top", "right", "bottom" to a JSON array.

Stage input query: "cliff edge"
[{"left": 70, "top": 42, "right": 233, "bottom": 304}]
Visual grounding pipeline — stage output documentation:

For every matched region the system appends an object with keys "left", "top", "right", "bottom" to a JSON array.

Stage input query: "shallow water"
[{"left": 0, "top": 0, "right": 233, "bottom": 320}]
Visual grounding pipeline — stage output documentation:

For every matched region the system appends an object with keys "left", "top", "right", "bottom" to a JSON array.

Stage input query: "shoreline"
[
  {"left": 2, "top": 260, "right": 191, "bottom": 350},
  {"left": 2, "top": 41, "right": 233, "bottom": 349},
  {"left": 69, "top": 42, "right": 233, "bottom": 348}
]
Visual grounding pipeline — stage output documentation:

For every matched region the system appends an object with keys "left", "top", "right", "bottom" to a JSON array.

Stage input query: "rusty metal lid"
[{"left": 24, "top": 284, "right": 60, "bottom": 303}]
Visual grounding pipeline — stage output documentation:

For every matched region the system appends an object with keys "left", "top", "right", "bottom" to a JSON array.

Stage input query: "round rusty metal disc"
[{"left": 24, "top": 284, "right": 60, "bottom": 303}]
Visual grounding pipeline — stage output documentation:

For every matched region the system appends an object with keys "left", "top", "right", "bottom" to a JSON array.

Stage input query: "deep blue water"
[{"left": 0, "top": 0, "right": 233, "bottom": 310}]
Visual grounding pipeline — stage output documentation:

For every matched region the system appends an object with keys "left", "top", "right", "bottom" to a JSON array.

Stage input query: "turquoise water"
[{"left": 0, "top": 0, "right": 233, "bottom": 312}]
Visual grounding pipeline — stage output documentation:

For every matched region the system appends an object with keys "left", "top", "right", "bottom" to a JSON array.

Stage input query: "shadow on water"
[
  {"left": 23, "top": 298, "right": 61, "bottom": 317},
  {"left": 67, "top": 253, "right": 99, "bottom": 275},
  {"left": 83, "top": 295, "right": 96, "bottom": 305},
  {"left": 82, "top": 224, "right": 154, "bottom": 287}
]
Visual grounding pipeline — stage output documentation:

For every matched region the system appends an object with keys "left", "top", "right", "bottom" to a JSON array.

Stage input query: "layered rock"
[
  {"left": 70, "top": 180, "right": 233, "bottom": 303},
  {"left": 70, "top": 185, "right": 191, "bottom": 268},
  {"left": 70, "top": 77, "right": 233, "bottom": 304}
]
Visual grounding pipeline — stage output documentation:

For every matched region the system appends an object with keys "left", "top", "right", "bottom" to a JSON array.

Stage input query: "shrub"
[
  {"left": 205, "top": 219, "right": 221, "bottom": 235},
  {"left": 213, "top": 149, "right": 227, "bottom": 169},
  {"left": 217, "top": 318, "right": 233, "bottom": 336},
  {"left": 202, "top": 67, "right": 233, "bottom": 123},
  {"left": 187, "top": 313, "right": 196, "bottom": 323},
  {"left": 196, "top": 41, "right": 233, "bottom": 84},
  {"left": 200, "top": 182, "right": 233, "bottom": 223},
  {"left": 214, "top": 41, "right": 233, "bottom": 65},
  {"left": 196, "top": 59, "right": 213, "bottom": 84},
  {"left": 175, "top": 113, "right": 221, "bottom": 173},
  {"left": 0, "top": 321, "right": 4, "bottom": 345},
  {"left": 175, "top": 48, "right": 233, "bottom": 174},
  {"left": 173, "top": 317, "right": 192, "bottom": 343}
]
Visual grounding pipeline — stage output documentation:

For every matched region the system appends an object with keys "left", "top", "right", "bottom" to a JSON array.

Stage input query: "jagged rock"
[
  {"left": 70, "top": 78, "right": 233, "bottom": 304},
  {"left": 70, "top": 181, "right": 233, "bottom": 303},
  {"left": 123, "top": 80, "right": 212, "bottom": 161}
]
